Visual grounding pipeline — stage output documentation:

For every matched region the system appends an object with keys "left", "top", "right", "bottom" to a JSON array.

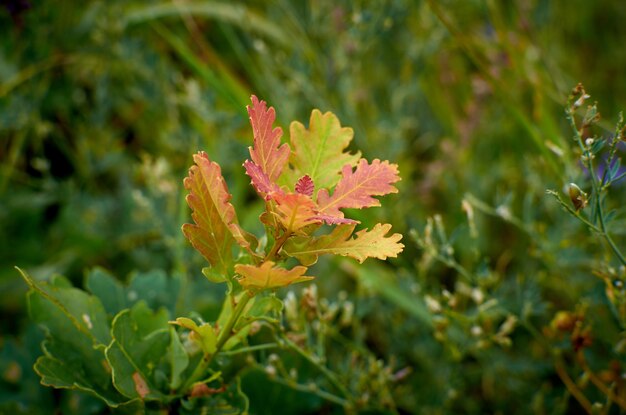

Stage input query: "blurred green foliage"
[{"left": 3, "top": 0, "right": 626, "bottom": 413}]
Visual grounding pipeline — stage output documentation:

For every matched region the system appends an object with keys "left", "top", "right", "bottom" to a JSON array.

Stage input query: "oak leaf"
[
  {"left": 285, "top": 110, "right": 360, "bottom": 193},
  {"left": 295, "top": 175, "right": 314, "bottom": 197},
  {"left": 243, "top": 159, "right": 282, "bottom": 199},
  {"left": 235, "top": 261, "right": 314, "bottom": 290},
  {"left": 283, "top": 223, "right": 404, "bottom": 266},
  {"left": 182, "top": 152, "right": 255, "bottom": 273},
  {"left": 317, "top": 159, "right": 400, "bottom": 219},
  {"left": 273, "top": 192, "right": 321, "bottom": 234},
  {"left": 170, "top": 317, "right": 217, "bottom": 355},
  {"left": 248, "top": 95, "right": 290, "bottom": 182},
  {"left": 313, "top": 214, "right": 358, "bottom": 225}
]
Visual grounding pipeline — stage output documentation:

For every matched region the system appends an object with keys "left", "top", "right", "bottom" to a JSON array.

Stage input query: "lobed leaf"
[
  {"left": 85, "top": 267, "right": 180, "bottom": 317},
  {"left": 170, "top": 317, "right": 217, "bottom": 355},
  {"left": 247, "top": 95, "right": 290, "bottom": 182},
  {"left": 17, "top": 269, "right": 129, "bottom": 407},
  {"left": 283, "top": 223, "right": 404, "bottom": 265},
  {"left": 272, "top": 192, "right": 321, "bottom": 235},
  {"left": 243, "top": 159, "right": 282, "bottom": 199},
  {"left": 317, "top": 159, "right": 400, "bottom": 219},
  {"left": 295, "top": 175, "right": 314, "bottom": 196},
  {"left": 182, "top": 151, "right": 256, "bottom": 273},
  {"left": 313, "top": 213, "right": 359, "bottom": 225},
  {"left": 105, "top": 302, "right": 175, "bottom": 401},
  {"left": 285, "top": 110, "right": 361, "bottom": 193},
  {"left": 235, "top": 261, "right": 314, "bottom": 291}
]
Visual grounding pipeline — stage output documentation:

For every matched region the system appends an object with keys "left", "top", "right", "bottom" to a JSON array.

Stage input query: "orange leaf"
[
  {"left": 235, "top": 261, "right": 314, "bottom": 290},
  {"left": 295, "top": 175, "right": 314, "bottom": 196},
  {"left": 273, "top": 192, "right": 321, "bottom": 234},
  {"left": 182, "top": 152, "right": 256, "bottom": 272},
  {"left": 248, "top": 95, "right": 290, "bottom": 182},
  {"left": 317, "top": 159, "right": 400, "bottom": 220}
]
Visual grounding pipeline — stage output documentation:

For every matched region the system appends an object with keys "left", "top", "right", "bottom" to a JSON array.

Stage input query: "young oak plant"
[
  {"left": 183, "top": 95, "right": 404, "bottom": 287},
  {"left": 18, "top": 96, "right": 403, "bottom": 411},
  {"left": 177, "top": 95, "right": 403, "bottom": 393}
]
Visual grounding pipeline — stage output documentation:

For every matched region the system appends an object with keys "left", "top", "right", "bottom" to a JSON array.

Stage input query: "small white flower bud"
[{"left": 471, "top": 325, "right": 483, "bottom": 337}]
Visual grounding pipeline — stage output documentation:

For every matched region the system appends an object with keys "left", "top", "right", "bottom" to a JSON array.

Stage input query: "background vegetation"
[{"left": 3, "top": 0, "right": 626, "bottom": 413}]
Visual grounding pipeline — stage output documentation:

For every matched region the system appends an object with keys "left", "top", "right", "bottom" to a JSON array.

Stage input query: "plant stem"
[
  {"left": 567, "top": 108, "right": 626, "bottom": 267},
  {"left": 182, "top": 290, "right": 254, "bottom": 393},
  {"left": 577, "top": 351, "right": 626, "bottom": 410},
  {"left": 219, "top": 342, "right": 279, "bottom": 357},
  {"left": 554, "top": 355, "right": 593, "bottom": 414},
  {"left": 265, "top": 231, "right": 292, "bottom": 261},
  {"left": 216, "top": 290, "right": 254, "bottom": 352},
  {"left": 280, "top": 335, "right": 351, "bottom": 402},
  {"left": 269, "top": 375, "right": 350, "bottom": 408},
  {"left": 546, "top": 190, "right": 603, "bottom": 233}
]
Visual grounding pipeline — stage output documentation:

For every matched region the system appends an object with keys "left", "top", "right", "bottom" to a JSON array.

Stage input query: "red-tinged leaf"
[
  {"left": 273, "top": 192, "right": 321, "bottom": 234},
  {"left": 243, "top": 159, "right": 282, "bottom": 199},
  {"left": 248, "top": 95, "right": 290, "bottom": 182},
  {"left": 284, "top": 110, "right": 360, "bottom": 193},
  {"left": 283, "top": 223, "right": 404, "bottom": 266},
  {"left": 313, "top": 214, "right": 359, "bottom": 225},
  {"left": 295, "top": 175, "right": 314, "bottom": 196},
  {"left": 182, "top": 152, "right": 256, "bottom": 272},
  {"left": 317, "top": 159, "right": 400, "bottom": 219},
  {"left": 235, "top": 261, "right": 314, "bottom": 291}
]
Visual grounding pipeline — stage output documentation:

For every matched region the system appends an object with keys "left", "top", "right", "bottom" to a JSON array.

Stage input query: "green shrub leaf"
[
  {"left": 105, "top": 301, "right": 174, "bottom": 400},
  {"left": 18, "top": 268, "right": 129, "bottom": 407}
]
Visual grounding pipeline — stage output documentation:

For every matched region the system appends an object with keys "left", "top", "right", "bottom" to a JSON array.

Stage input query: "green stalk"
[
  {"left": 182, "top": 290, "right": 254, "bottom": 392},
  {"left": 567, "top": 109, "right": 626, "bottom": 267},
  {"left": 281, "top": 335, "right": 351, "bottom": 402},
  {"left": 219, "top": 343, "right": 279, "bottom": 357},
  {"left": 269, "top": 375, "right": 349, "bottom": 408},
  {"left": 214, "top": 290, "right": 254, "bottom": 352}
]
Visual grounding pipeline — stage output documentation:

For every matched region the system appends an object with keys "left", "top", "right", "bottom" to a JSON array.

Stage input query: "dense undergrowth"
[{"left": 3, "top": 1, "right": 626, "bottom": 413}]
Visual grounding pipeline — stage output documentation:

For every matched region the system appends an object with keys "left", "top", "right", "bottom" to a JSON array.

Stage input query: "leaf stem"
[{"left": 265, "top": 231, "right": 292, "bottom": 261}]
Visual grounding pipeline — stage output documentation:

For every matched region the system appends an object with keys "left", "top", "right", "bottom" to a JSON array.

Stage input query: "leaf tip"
[{"left": 14, "top": 266, "right": 34, "bottom": 288}]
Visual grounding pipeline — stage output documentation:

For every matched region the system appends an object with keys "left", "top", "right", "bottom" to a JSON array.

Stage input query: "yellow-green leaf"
[
  {"left": 283, "top": 223, "right": 404, "bottom": 265},
  {"left": 235, "top": 261, "right": 314, "bottom": 291},
  {"left": 284, "top": 110, "right": 360, "bottom": 194},
  {"left": 170, "top": 317, "right": 217, "bottom": 355}
]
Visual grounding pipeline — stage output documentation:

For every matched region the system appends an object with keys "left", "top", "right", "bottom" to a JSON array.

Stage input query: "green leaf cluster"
[{"left": 19, "top": 268, "right": 188, "bottom": 411}]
